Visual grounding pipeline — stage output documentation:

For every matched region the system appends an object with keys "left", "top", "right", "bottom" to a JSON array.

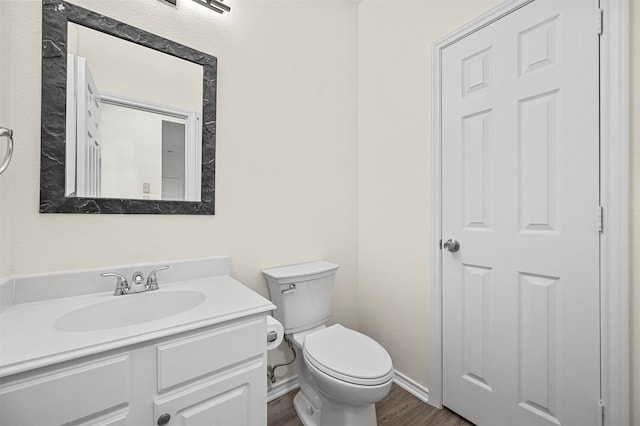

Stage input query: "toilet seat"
[{"left": 302, "top": 324, "right": 393, "bottom": 386}]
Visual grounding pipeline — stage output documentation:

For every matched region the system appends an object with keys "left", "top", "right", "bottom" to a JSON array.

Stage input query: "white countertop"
[{"left": 0, "top": 275, "right": 275, "bottom": 378}]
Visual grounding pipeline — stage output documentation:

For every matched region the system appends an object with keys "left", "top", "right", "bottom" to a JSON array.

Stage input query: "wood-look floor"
[{"left": 267, "top": 383, "right": 474, "bottom": 426}]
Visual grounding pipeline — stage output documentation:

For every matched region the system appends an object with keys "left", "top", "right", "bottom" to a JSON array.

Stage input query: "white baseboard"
[
  {"left": 267, "top": 375, "right": 299, "bottom": 402},
  {"left": 266, "top": 371, "right": 429, "bottom": 405},
  {"left": 393, "top": 370, "right": 430, "bottom": 404}
]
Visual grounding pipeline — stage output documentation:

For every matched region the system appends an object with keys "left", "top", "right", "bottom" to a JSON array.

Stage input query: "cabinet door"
[
  {"left": 154, "top": 359, "right": 266, "bottom": 426},
  {"left": 0, "top": 355, "right": 130, "bottom": 426}
]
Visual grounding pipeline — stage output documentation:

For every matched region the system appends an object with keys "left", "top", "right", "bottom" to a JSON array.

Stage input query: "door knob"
[{"left": 443, "top": 239, "right": 460, "bottom": 252}]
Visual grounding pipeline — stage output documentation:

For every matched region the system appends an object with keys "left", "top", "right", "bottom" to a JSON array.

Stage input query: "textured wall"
[
  {"left": 358, "top": 0, "right": 499, "bottom": 388},
  {"left": 3, "top": 0, "right": 360, "bottom": 380},
  {"left": 0, "top": 0, "right": 11, "bottom": 279}
]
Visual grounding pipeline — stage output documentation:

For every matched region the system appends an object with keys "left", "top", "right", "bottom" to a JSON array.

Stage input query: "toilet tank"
[{"left": 262, "top": 261, "right": 339, "bottom": 334}]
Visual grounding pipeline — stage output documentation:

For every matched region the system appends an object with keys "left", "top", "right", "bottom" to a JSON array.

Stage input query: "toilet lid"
[{"left": 303, "top": 324, "right": 393, "bottom": 386}]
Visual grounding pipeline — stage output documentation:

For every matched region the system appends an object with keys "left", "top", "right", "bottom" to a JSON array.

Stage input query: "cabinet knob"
[{"left": 158, "top": 413, "right": 171, "bottom": 426}]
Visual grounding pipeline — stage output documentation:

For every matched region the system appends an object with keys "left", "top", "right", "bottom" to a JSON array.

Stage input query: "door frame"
[
  {"left": 99, "top": 91, "right": 203, "bottom": 202},
  {"left": 427, "top": 1, "right": 630, "bottom": 425}
]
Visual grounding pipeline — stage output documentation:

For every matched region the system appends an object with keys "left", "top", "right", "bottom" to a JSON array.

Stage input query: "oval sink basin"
[{"left": 54, "top": 291, "right": 206, "bottom": 332}]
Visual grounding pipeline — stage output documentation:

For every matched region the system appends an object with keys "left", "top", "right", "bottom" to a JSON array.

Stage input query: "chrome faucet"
[
  {"left": 101, "top": 266, "right": 170, "bottom": 296},
  {"left": 129, "top": 271, "right": 147, "bottom": 294}
]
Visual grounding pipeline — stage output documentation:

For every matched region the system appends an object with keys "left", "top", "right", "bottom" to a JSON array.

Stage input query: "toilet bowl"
[
  {"left": 263, "top": 262, "right": 393, "bottom": 426},
  {"left": 305, "top": 324, "right": 392, "bottom": 394},
  {"left": 305, "top": 356, "right": 393, "bottom": 405}
]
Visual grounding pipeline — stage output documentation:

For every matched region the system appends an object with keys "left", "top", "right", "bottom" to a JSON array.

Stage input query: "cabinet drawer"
[
  {"left": 0, "top": 355, "right": 130, "bottom": 426},
  {"left": 157, "top": 318, "right": 265, "bottom": 392}
]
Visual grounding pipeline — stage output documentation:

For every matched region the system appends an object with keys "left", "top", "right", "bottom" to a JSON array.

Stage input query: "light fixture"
[
  {"left": 162, "top": 0, "right": 230, "bottom": 14},
  {"left": 192, "top": 0, "right": 231, "bottom": 14}
]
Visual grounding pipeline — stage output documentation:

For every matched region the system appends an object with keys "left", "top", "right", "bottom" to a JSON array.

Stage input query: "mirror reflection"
[{"left": 65, "top": 22, "right": 203, "bottom": 202}]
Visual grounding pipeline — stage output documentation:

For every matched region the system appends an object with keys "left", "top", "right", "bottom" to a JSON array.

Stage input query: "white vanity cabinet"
[{"left": 0, "top": 316, "right": 268, "bottom": 426}]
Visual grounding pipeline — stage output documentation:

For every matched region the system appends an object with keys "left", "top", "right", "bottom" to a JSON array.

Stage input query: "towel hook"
[{"left": 0, "top": 127, "right": 14, "bottom": 175}]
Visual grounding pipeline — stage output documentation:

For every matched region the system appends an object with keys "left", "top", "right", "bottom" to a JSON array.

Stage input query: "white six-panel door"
[
  {"left": 441, "top": 1, "right": 600, "bottom": 425},
  {"left": 76, "top": 56, "right": 102, "bottom": 198}
]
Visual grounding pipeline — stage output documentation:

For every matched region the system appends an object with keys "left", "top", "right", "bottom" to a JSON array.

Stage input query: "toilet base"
[
  {"left": 293, "top": 388, "right": 378, "bottom": 426},
  {"left": 293, "top": 391, "right": 322, "bottom": 426}
]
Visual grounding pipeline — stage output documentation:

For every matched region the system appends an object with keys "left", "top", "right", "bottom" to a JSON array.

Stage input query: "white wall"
[
  {"left": 4, "top": 0, "right": 359, "bottom": 380},
  {"left": 0, "top": 0, "right": 11, "bottom": 279},
  {"left": 358, "top": 0, "right": 499, "bottom": 388},
  {"left": 72, "top": 21, "right": 203, "bottom": 112}
]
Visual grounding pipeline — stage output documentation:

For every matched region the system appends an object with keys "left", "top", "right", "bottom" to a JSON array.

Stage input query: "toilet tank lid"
[{"left": 262, "top": 261, "right": 339, "bottom": 281}]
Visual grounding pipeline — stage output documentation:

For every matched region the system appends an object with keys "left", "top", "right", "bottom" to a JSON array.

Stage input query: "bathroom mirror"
[{"left": 41, "top": 0, "right": 217, "bottom": 214}]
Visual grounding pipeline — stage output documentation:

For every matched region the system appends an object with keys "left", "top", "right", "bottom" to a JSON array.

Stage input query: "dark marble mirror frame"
[{"left": 40, "top": 0, "right": 217, "bottom": 214}]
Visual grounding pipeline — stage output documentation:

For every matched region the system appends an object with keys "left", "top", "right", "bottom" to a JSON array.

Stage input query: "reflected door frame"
[
  {"left": 99, "top": 92, "right": 202, "bottom": 202},
  {"left": 427, "top": 1, "right": 630, "bottom": 425}
]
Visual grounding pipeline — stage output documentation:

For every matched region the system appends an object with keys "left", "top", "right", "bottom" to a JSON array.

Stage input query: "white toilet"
[{"left": 263, "top": 261, "right": 393, "bottom": 426}]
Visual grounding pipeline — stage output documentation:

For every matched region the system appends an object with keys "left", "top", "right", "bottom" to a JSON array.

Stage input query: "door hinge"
[
  {"left": 598, "top": 400, "right": 605, "bottom": 426},
  {"left": 597, "top": 8, "right": 604, "bottom": 35},
  {"left": 596, "top": 206, "right": 604, "bottom": 233}
]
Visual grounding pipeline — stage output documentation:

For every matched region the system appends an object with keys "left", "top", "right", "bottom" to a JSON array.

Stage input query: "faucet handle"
[
  {"left": 146, "top": 266, "right": 170, "bottom": 290},
  {"left": 101, "top": 272, "right": 129, "bottom": 295}
]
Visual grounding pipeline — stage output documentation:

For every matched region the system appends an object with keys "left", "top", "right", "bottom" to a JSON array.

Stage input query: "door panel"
[
  {"left": 518, "top": 272, "right": 560, "bottom": 420},
  {"left": 462, "top": 110, "right": 492, "bottom": 231},
  {"left": 76, "top": 56, "right": 102, "bottom": 198},
  {"left": 518, "top": 90, "right": 559, "bottom": 233},
  {"left": 441, "top": 1, "right": 600, "bottom": 425},
  {"left": 461, "top": 264, "right": 492, "bottom": 391}
]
